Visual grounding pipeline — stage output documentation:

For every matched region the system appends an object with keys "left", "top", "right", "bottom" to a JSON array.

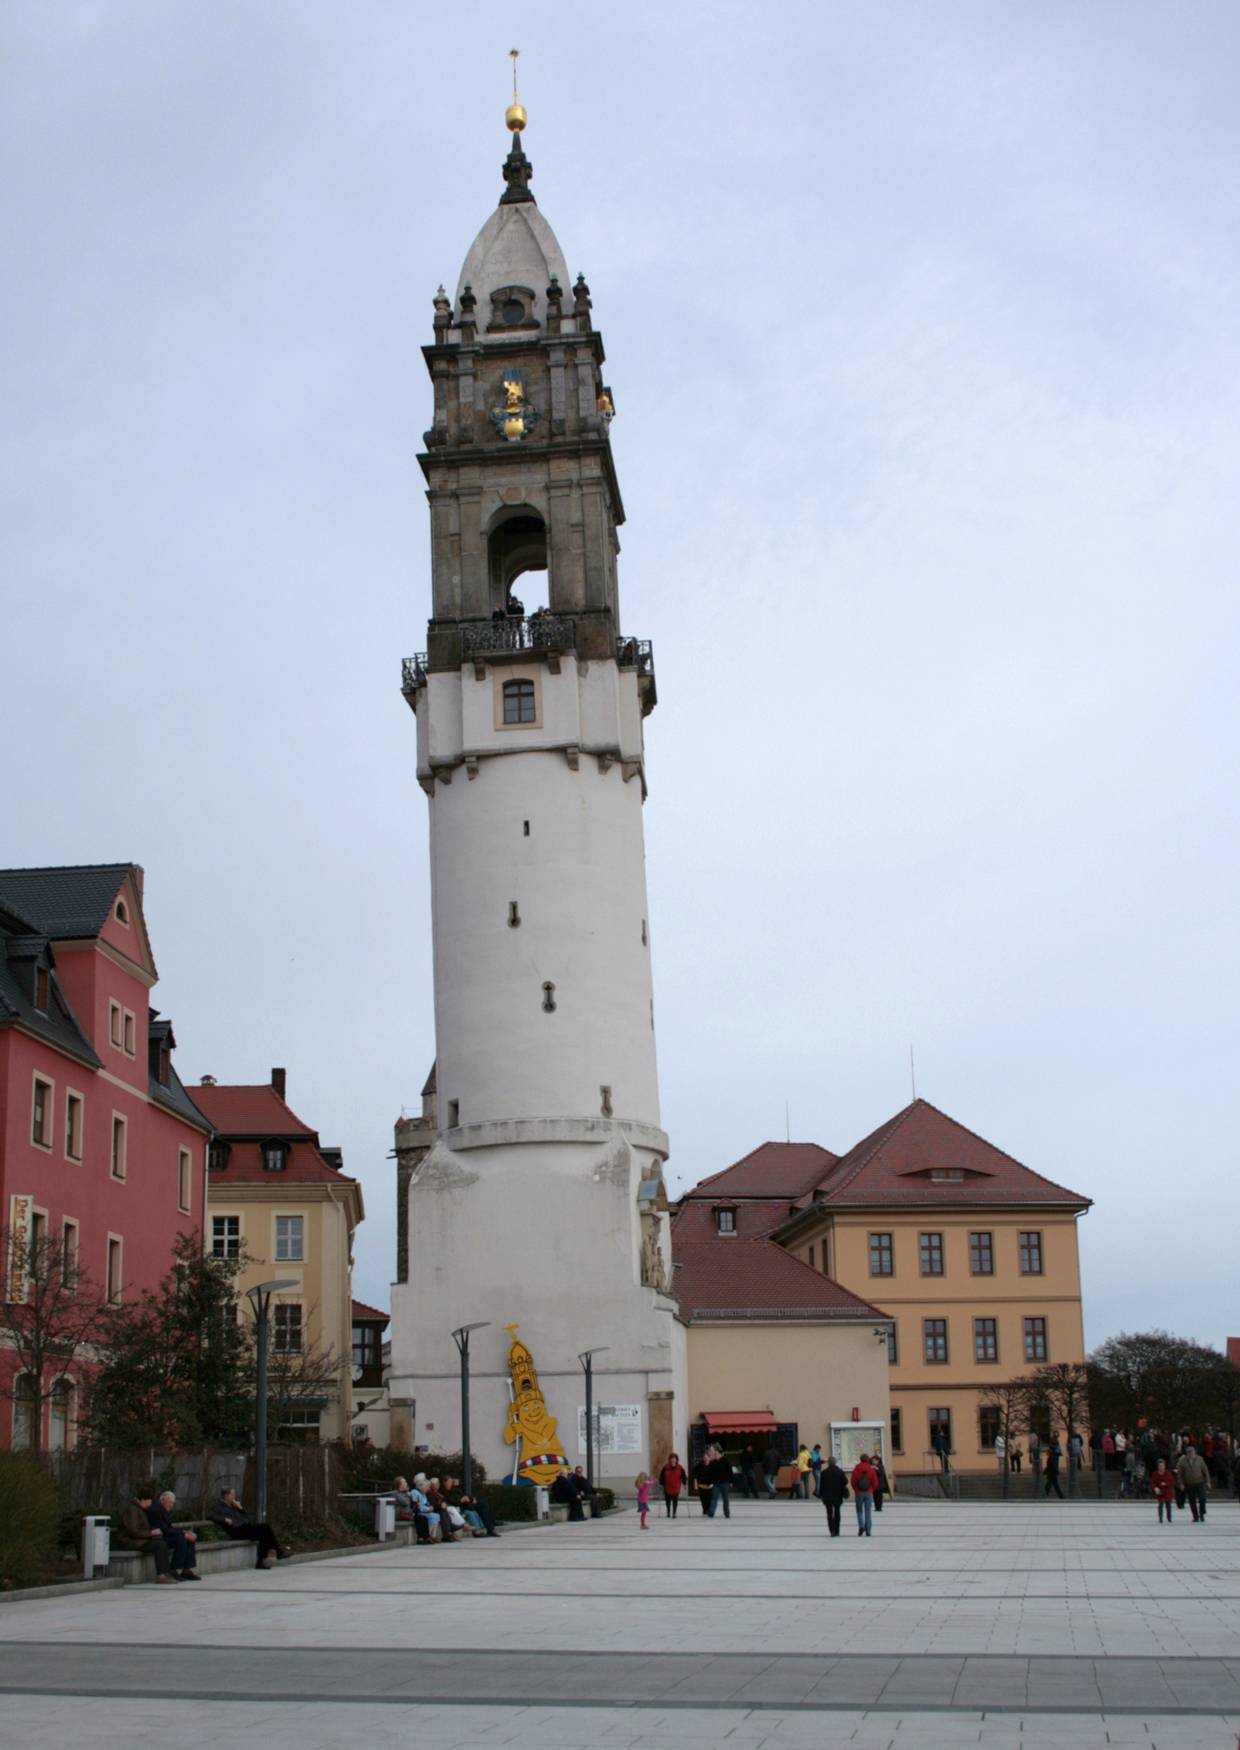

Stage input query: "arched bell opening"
[{"left": 487, "top": 508, "right": 548, "bottom": 616}]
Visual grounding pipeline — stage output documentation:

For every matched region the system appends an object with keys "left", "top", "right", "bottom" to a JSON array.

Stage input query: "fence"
[{"left": 41, "top": 1444, "right": 346, "bottom": 1524}]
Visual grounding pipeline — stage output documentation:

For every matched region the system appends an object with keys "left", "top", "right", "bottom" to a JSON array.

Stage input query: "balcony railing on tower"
[
  {"left": 462, "top": 614, "right": 576, "bottom": 657},
  {"left": 616, "top": 637, "right": 654, "bottom": 680}
]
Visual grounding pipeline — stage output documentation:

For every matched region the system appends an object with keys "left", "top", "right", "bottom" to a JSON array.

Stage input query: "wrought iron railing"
[
  {"left": 401, "top": 654, "right": 428, "bottom": 694},
  {"left": 462, "top": 615, "right": 575, "bottom": 656},
  {"left": 616, "top": 637, "right": 654, "bottom": 679}
]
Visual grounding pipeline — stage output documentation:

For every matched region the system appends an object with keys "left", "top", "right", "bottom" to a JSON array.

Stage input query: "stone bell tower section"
[{"left": 387, "top": 106, "right": 685, "bottom": 1485}]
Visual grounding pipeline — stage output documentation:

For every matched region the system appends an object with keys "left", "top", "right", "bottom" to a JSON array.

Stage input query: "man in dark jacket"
[
  {"left": 1044, "top": 1438, "right": 1065, "bottom": 1499},
  {"left": 149, "top": 1490, "right": 201, "bottom": 1580},
  {"left": 818, "top": 1456, "right": 848, "bottom": 1537},
  {"left": 209, "top": 1487, "right": 291, "bottom": 1569},
  {"left": 707, "top": 1448, "right": 733, "bottom": 1520},
  {"left": 762, "top": 1443, "right": 781, "bottom": 1499},
  {"left": 116, "top": 1484, "right": 177, "bottom": 1584}
]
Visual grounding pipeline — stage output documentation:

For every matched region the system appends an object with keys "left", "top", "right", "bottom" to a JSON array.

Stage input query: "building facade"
[
  {"left": 387, "top": 103, "right": 684, "bottom": 1484},
  {"left": 0, "top": 863, "right": 211, "bottom": 1450},
  {"left": 671, "top": 1185, "right": 892, "bottom": 1473},
  {"left": 192, "top": 1071, "right": 363, "bottom": 1443}
]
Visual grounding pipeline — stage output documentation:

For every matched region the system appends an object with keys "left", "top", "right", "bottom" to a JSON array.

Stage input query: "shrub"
[
  {"left": 339, "top": 1445, "right": 489, "bottom": 1493},
  {"left": 594, "top": 1487, "right": 616, "bottom": 1514},
  {"left": 0, "top": 1454, "right": 62, "bottom": 1589},
  {"left": 478, "top": 1483, "right": 537, "bottom": 1522}
]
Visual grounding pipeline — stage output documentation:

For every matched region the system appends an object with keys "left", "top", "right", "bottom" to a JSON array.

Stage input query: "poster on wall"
[
  {"left": 576, "top": 1403, "right": 642, "bottom": 1456},
  {"left": 831, "top": 1421, "right": 884, "bottom": 1471}
]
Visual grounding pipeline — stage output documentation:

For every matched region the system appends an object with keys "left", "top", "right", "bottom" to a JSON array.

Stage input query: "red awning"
[{"left": 702, "top": 1411, "right": 778, "bottom": 1435}]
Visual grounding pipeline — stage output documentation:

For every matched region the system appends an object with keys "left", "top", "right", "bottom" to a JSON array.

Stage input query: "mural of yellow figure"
[{"left": 502, "top": 1324, "right": 569, "bottom": 1485}]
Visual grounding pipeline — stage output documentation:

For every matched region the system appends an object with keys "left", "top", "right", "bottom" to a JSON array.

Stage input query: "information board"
[{"left": 577, "top": 1403, "right": 642, "bottom": 1456}]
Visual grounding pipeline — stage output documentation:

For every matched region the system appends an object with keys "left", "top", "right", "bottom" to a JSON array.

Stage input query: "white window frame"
[
  {"left": 109, "top": 1000, "right": 124, "bottom": 1049},
  {"left": 110, "top": 1112, "right": 128, "bottom": 1181},
  {"left": 64, "top": 1089, "right": 84, "bottom": 1161},
  {"left": 177, "top": 1148, "right": 193, "bottom": 1215},
  {"left": 274, "top": 1213, "right": 305, "bottom": 1262},
  {"left": 211, "top": 1214, "right": 241, "bottom": 1260},
  {"left": 495, "top": 671, "right": 542, "bottom": 730},
  {"left": 106, "top": 1233, "right": 123, "bottom": 1305},
  {"left": 61, "top": 1217, "right": 80, "bottom": 1287},
  {"left": 273, "top": 1301, "right": 304, "bottom": 1354},
  {"left": 122, "top": 1008, "right": 136, "bottom": 1056},
  {"left": 31, "top": 1072, "right": 54, "bottom": 1150}
]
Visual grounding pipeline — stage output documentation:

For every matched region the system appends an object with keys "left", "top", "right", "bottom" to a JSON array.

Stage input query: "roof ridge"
[
  {"left": 903, "top": 1097, "right": 1087, "bottom": 1198},
  {"left": 0, "top": 861, "right": 134, "bottom": 874},
  {"left": 821, "top": 1101, "right": 919, "bottom": 1197}
]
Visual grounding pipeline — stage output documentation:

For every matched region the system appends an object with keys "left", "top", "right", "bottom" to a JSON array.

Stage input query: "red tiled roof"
[
  {"left": 352, "top": 1299, "right": 389, "bottom": 1325},
  {"left": 682, "top": 1142, "right": 840, "bottom": 1202},
  {"left": 191, "top": 1083, "right": 317, "bottom": 1138},
  {"left": 813, "top": 1099, "right": 1089, "bottom": 1210},
  {"left": 672, "top": 1200, "right": 789, "bottom": 1242},
  {"left": 672, "top": 1236, "right": 887, "bottom": 1322},
  {"left": 194, "top": 1083, "right": 357, "bottom": 1187}
]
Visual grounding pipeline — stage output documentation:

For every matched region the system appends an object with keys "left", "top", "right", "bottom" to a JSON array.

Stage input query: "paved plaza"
[{"left": 1, "top": 1497, "right": 1239, "bottom": 1747}]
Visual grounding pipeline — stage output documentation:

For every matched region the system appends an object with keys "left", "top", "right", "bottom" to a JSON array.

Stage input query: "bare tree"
[
  {"left": 255, "top": 1298, "right": 347, "bottom": 1442},
  {"left": 0, "top": 1222, "right": 102, "bottom": 1458}
]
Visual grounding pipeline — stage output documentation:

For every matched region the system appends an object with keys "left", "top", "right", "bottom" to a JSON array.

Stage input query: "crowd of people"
[{"left": 390, "top": 1472, "right": 501, "bottom": 1542}]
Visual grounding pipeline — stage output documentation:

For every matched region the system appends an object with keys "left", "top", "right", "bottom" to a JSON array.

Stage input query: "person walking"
[
  {"left": 1150, "top": 1458, "right": 1176, "bottom": 1526},
  {"left": 1044, "top": 1437, "right": 1064, "bottom": 1499},
  {"left": 810, "top": 1444, "right": 824, "bottom": 1498},
  {"left": 693, "top": 1451, "right": 714, "bottom": 1516},
  {"left": 1009, "top": 1440, "right": 1023, "bottom": 1474},
  {"left": 795, "top": 1445, "right": 812, "bottom": 1500},
  {"left": 850, "top": 1452, "right": 878, "bottom": 1536},
  {"left": 659, "top": 1453, "right": 686, "bottom": 1518},
  {"left": 738, "top": 1445, "right": 761, "bottom": 1500},
  {"left": 635, "top": 1472, "right": 651, "bottom": 1530},
  {"left": 1176, "top": 1444, "right": 1210, "bottom": 1522},
  {"left": 762, "top": 1442, "right": 781, "bottom": 1500},
  {"left": 872, "top": 1451, "right": 891, "bottom": 1512},
  {"left": 819, "top": 1455, "right": 848, "bottom": 1537},
  {"left": 707, "top": 1447, "right": 733, "bottom": 1520},
  {"left": 932, "top": 1429, "right": 951, "bottom": 1475}
]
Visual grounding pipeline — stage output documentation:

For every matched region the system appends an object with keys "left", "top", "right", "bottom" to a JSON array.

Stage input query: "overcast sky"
[{"left": 4, "top": 2, "right": 1238, "bottom": 1350}]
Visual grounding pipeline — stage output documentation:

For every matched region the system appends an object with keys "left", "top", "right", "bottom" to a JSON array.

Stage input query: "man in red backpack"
[{"left": 850, "top": 1453, "right": 879, "bottom": 1537}]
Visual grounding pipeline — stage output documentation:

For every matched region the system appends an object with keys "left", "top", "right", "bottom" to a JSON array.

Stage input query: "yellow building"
[
  {"left": 672, "top": 1153, "right": 893, "bottom": 1474},
  {"left": 773, "top": 1100, "right": 1091, "bottom": 1474},
  {"left": 194, "top": 1070, "right": 364, "bottom": 1442}
]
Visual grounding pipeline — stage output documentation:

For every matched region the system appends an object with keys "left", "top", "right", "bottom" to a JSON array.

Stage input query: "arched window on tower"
[{"left": 487, "top": 508, "right": 547, "bottom": 615}]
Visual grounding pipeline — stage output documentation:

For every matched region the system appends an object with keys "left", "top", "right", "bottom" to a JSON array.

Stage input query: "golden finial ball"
[{"left": 506, "top": 102, "right": 527, "bottom": 132}]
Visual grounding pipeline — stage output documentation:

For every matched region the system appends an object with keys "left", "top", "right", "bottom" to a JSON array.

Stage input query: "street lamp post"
[
  {"left": 245, "top": 1278, "right": 298, "bottom": 1525},
  {"left": 451, "top": 1322, "right": 490, "bottom": 1496},
  {"left": 578, "top": 1347, "right": 610, "bottom": 1491}
]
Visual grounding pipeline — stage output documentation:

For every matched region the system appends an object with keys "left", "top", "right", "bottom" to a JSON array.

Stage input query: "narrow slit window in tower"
[
  {"left": 641, "top": 919, "right": 647, "bottom": 945},
  {"left": 508, "top": 901, "right": 521, "bottom": 928},
  {"left": 447, "top": 1099, "right": 460, "bottom": 1127},
  {"left": 523, "top": 819, "right": 530, "bottom": 837},
  {"left": 600, "top": 1085, "right": 613, "bottom": 1117},
  {"left": 542, "top": 981, "right": 556, "bottom": 1013}
]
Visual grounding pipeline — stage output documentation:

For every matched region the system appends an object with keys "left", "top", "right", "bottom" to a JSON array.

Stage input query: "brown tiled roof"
[
  {"left": 813, "top": 1099, "right": 1089, "bottom": 1210},
  {"left": 352, "top": 1299, "right": 389, "bottom": 1325},
  {"left": 672, "top": 1235, "right": 888, "bottom": 1323},
  {"left": 672, "top": 1200, "right": 789, "bottom": 1242},
  {"left": 194, "top": 1083, "right": 356, "bottom": 1187},
  {"left": 682, "top": 1141, "right": 840, "bottom": 1203}
]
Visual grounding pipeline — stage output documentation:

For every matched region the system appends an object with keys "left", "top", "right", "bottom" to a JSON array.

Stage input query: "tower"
[{"left": 387, "top": 89, "right": 684, "bottom": 1484}]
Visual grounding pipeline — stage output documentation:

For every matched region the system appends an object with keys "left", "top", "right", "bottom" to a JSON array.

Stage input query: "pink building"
[{"left": 0, "top": 863, "right": 211, "bottom": 1449}]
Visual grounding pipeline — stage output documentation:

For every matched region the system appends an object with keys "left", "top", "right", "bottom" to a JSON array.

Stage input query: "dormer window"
[
  {"left": 34, "top": 967, "right": 49, "bottom": 1012},
  {"left": 208, "top": 1142, "right": 231, "bottom": 1173},
  {"left": 929, "top": 1169, "right": 964, "bottom": 1182},
  {"left": 486, "top": 283, "right": 537, "bottom": 332},
  {"left": 115, "top": 898, "right": 129, "bottom": 925},
  {"left": 715, "top": 1207, "right": 737, "bottom": 1236},
  {"left": 263, "top": 1142, "right": 288, "bottom": 1174}
]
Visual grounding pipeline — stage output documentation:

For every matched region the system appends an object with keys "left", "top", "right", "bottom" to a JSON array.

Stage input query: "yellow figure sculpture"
[{"left": 502, "top": 1324, "right": 569, "bottom": 1485}]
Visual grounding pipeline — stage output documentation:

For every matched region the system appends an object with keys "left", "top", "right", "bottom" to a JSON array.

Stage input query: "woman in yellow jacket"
[{"left": 795, "top": 1445, "right": 812, "bottom": 1500}]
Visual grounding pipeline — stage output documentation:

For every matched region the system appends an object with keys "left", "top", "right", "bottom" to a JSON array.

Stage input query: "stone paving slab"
[{"left": 0, "top": 1500, "right": 1236, "bottom": 1739}]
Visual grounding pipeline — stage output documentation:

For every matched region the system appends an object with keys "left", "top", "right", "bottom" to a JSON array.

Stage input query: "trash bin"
[
  {"left": 534, "top": 1486, "right": 550, "bottom": 1521},
  {"left": 82, "top": 1515, "right": 111, "bottom": 1576},
  {"left": 374, "top": 1496, "right": 396, "bottom": 1540}
]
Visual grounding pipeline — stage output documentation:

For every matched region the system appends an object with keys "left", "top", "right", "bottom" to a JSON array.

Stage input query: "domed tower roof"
[{"left": 455, "top": 118, "right": 570, "bottom": 341}]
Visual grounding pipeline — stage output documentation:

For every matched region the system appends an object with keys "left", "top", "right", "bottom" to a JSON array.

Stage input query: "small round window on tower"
[{"left": 502, "top": 298, "right": 524, "bottom": 325}]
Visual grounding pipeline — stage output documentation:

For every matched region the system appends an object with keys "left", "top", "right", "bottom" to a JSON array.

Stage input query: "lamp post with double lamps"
[
  {"left": 246, "top": 1278, "right": 298, "bottom": 1524},
  {"left": 451, "top": 1322, "right": 491, "bottom": 1496},
  {"left": 578, "top": 1346, "right": 611, "bottom": 1491}
]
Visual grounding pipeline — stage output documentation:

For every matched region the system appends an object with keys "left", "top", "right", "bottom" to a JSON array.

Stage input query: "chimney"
[
  {"left": 271, "top": 1067, "right": 286, "bottom": 1100},
  {"left": 199, "top": 1074, "right": 217, "bottom": 1087}
]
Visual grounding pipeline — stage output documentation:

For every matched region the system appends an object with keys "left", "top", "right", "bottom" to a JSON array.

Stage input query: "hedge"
[{"left": 0, "top": 1454, "right": 62, "bottom": 1589}]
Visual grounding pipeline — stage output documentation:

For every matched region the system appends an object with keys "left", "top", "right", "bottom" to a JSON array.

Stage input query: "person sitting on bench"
[
  {"left": 115, "top": 1483, "right": 182, "bottom": 1585},
  {"left": 209, "top": 1486, "right": 291, "bottom": 1570}
]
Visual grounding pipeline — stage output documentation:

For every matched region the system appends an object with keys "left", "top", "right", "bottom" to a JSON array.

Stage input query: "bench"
[{"left": 108, "top": 1536, "right": 259, "bottom": 1583}]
